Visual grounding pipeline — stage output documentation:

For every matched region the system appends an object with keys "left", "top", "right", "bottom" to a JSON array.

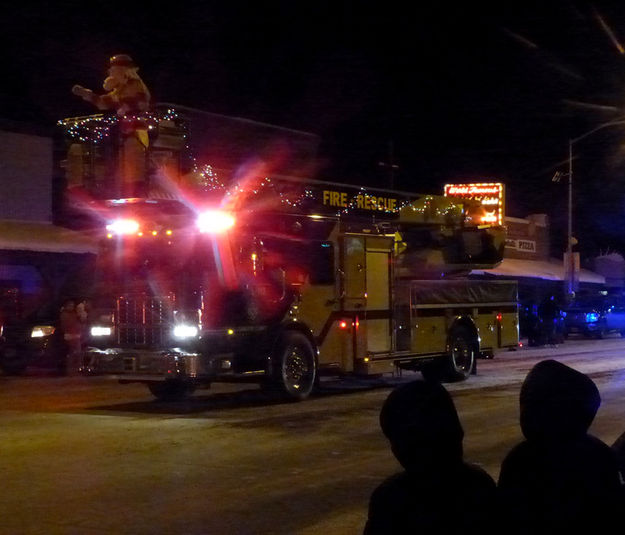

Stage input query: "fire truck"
[{"left": 57, "top": 107, "right": 518, "bottom": 400}]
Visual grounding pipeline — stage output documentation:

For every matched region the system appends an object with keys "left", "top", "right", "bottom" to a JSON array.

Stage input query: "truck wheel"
[
  {"left": 445, "top": 327, "right": 476, "bottom": 381},
  {"left": 271, "top": 331, "right": 316, "bottom": 400},
  {"left": 423, "top": 327, "right": 476, "bottom": 383},
  {"left": 0, "top": 347, "right": 29, "bottom": 376},
  {"left": 147, "top": 380, "right": 196, "bottom": 401}
]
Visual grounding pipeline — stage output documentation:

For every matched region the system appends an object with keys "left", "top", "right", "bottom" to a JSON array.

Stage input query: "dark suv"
[{"left": 563, "top": 297, "right": 625, "bottom": 339}]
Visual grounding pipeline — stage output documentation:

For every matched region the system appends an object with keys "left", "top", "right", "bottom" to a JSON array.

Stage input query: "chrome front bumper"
[{"left": 83, "top": 347, "right": 215, "bottom": 380}]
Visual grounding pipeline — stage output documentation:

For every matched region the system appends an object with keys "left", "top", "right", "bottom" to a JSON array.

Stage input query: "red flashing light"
[
  {"left": 197, "top": 210, "right": 235, "bottom": 233},
  {"left": 496, "top": 313, "right": 503, "bottom": 322},
  {"left": 339, "top": 320, "right": 348, "bottom": 329}
]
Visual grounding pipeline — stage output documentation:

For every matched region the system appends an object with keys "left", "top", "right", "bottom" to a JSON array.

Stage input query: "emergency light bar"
[
  {"left": 196, "top": 210, "right": 235, "bottom": 233},
  {"left": 106, "top": 219, "right": 140, "bottom": 235}
]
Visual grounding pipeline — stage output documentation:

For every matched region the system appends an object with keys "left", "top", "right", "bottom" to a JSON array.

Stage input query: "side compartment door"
[
  {"left": 340, "top": 235, "right": 367, "bottom": 368},
  {"left": 364, "top": 237, "right": 393, "bottom": 353},
  {"left": 342, "top": 236, "right": 367, "bottom": 309}
]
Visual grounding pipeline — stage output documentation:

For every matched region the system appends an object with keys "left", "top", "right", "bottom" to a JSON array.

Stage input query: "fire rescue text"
[{"left": 323, "top": 190, "right": 398, "bottom": 212}]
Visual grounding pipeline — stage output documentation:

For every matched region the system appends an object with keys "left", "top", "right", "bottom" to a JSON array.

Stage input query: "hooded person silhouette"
[
  {"left": 498, "top": 359, "right": 624, "bottom": 534},
  {"left": 364, "top": 380, "right": 498, "bottom": 534}
]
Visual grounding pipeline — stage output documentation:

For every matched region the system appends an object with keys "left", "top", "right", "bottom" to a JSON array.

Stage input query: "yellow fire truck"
[{"left": 58, "top": 109, "right": 518, "bottom": 400}]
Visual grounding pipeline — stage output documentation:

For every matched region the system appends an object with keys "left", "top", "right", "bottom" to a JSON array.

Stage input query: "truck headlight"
[
  {"left": 31, "top": 326, "right": 55, "bottom": 338},
  {"left": 173, "top": 325, "right": 199, "bottom": 339},
  {"left": 90, "top": 326, "right": 112, "bottom": 337}
]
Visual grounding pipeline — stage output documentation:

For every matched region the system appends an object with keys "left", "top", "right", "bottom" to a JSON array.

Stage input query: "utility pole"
[
  {"left": 564, "top": 118, "right": 625, "bottom": 301},
  {"left": 378, "top": 140, "right": 399, "bottom": 190}
]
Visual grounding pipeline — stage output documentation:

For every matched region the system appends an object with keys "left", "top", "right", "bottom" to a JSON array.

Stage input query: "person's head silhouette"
[
  {"left": 520, "top": 359, "right": 600, "bottom": 442},
  {"left": 380, "top": 380, "right": 464, "bottom": 473}
]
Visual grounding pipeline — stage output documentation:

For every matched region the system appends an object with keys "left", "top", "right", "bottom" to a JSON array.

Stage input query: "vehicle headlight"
[
  {"left": 90, "top": 326, "right": 112, "bottom": 337},
  {"left": 31, "top": 326, "right": 55, "bottom": 338},
  {"left": 585, "top": 312, "right": 600, "bottom": 323},
  {"left": 173, "top": 324, "right": 199, "bottom": 339}
]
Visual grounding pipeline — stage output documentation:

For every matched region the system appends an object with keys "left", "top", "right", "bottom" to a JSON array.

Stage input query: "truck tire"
[
  {"left": 422, "top": 327, "right": 475, "bottom": 383},
  {"left": 446, "top": 327, "right": 476, "bottom": 381},
  {"left": 147, "top": 380, "right": 196, "bottom": 401},
  {"left": 270, "top": 331, "right": 316, "bottom": 400}
]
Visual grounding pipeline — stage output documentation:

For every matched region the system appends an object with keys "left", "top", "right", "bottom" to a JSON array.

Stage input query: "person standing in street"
[
  {"left": 59, "top": 299, "right": 83, "bottom": 376},
  {"left": 538, "top": 295, "right": 560, "bottom": 346}
]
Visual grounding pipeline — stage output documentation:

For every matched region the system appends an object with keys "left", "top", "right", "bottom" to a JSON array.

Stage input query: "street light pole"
[
  {"left": 567, "top": 138, "right": 573, "bottom": 298},
  {"left": 565, "top": 118, "right": 625, "bottom": 301}
]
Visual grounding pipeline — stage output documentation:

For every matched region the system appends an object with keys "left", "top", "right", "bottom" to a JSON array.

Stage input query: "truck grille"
[{"left": 116, "top": 294, "right": 175, "bottom": 347}]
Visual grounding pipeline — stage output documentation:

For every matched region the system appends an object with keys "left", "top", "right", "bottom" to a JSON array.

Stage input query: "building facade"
[
  {"left": 0, "top": 121, "right": 97, "bottom": 320},
  {"left": 471, "top": 214, "right": 605, "bottom": 306}
]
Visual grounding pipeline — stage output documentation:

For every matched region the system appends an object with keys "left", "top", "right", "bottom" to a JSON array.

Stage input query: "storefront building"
[{"left": 471, "top": 214, "right": 605, "bottom": 306}]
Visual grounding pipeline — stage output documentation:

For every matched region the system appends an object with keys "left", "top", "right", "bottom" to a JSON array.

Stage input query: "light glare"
[
  {"left": 173, "top": 324, "right": 199, "bottom": 338},
  {"left": 196, "top": 210, "right": 235, "bottom": 233},
  {"left": 91, "top": 326, "right": 112, "bottom": 336},
  {"left": 106, "top": 219, "right": 140, "bottom": 235}
]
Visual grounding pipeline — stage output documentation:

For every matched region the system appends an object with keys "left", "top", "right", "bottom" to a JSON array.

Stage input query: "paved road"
[{"left": 1, "top": 336, "right": 625, "bottom": 534}]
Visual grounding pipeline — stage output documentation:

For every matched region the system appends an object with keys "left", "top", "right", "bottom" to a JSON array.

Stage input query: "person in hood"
[
  {"left": 364, "top": 380, "right": 498, "bottom": 534},
  {"left": 498, "top": 359, "right": 624, "bottom": 534}
]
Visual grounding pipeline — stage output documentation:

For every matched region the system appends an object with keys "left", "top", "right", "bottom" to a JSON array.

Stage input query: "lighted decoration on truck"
[{"left": 444, "top": 182, "right": 505, "bottom": 226}]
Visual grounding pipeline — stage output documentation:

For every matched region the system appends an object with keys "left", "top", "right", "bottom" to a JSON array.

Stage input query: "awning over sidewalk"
[
  {"left": 471, "top": 257, "right": 605, "bottom": 284},
  {"left": 0, "top": 220, "right": 98, "bottom": 254}
]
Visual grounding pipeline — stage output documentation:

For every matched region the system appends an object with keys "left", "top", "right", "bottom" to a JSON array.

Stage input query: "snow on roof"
[
  {"left": 471, "top": 257, "right": 605, "bottom": 284},
  {"left": 596, "top": 252, "right": 625, "bottom": 262},
  {"left": 0, "top": 221, "right": 98, "bottom": 254}
]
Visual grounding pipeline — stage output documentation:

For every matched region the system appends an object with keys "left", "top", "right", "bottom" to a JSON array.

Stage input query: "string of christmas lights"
[{"left": 59, "top": 107, "right": 445, "bottom": 219}]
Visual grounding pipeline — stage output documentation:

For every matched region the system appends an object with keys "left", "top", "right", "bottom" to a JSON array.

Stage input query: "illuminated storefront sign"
[{"left": 444, "top": 182, "right": 505, "bottom": 225}]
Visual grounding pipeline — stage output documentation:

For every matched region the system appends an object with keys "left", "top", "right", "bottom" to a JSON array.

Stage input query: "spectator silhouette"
[
  {"left": 364, "top": 380, "right": 498, "bottom": 534},
  {"left": 538, "top": 295, "right": 559, "bottom": 345},
  {"left": 498, "top": 359, "right": 624, "bottom": 534}
]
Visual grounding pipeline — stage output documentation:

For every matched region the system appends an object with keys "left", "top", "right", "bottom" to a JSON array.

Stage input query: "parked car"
[
  {"left": 563, "top": 298, "right": 625, "bottom": 339},
  {"left": 0, "top": 302, "right": 69, "bottom": 375}
]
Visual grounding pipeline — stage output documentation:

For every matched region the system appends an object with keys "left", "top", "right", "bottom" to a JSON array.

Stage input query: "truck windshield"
[{"left": 94, "top": 233, "right": 217, "bottom": 310}]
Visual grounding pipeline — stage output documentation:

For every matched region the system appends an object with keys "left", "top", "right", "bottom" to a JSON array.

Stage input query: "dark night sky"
[{"left": 4, "top": 1, "right": 625, "bottom": 257}]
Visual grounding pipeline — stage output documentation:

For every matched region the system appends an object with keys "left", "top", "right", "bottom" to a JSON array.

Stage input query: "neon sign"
[{"left": 444, "top": 182, "right": 505, "bottom": 226}]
